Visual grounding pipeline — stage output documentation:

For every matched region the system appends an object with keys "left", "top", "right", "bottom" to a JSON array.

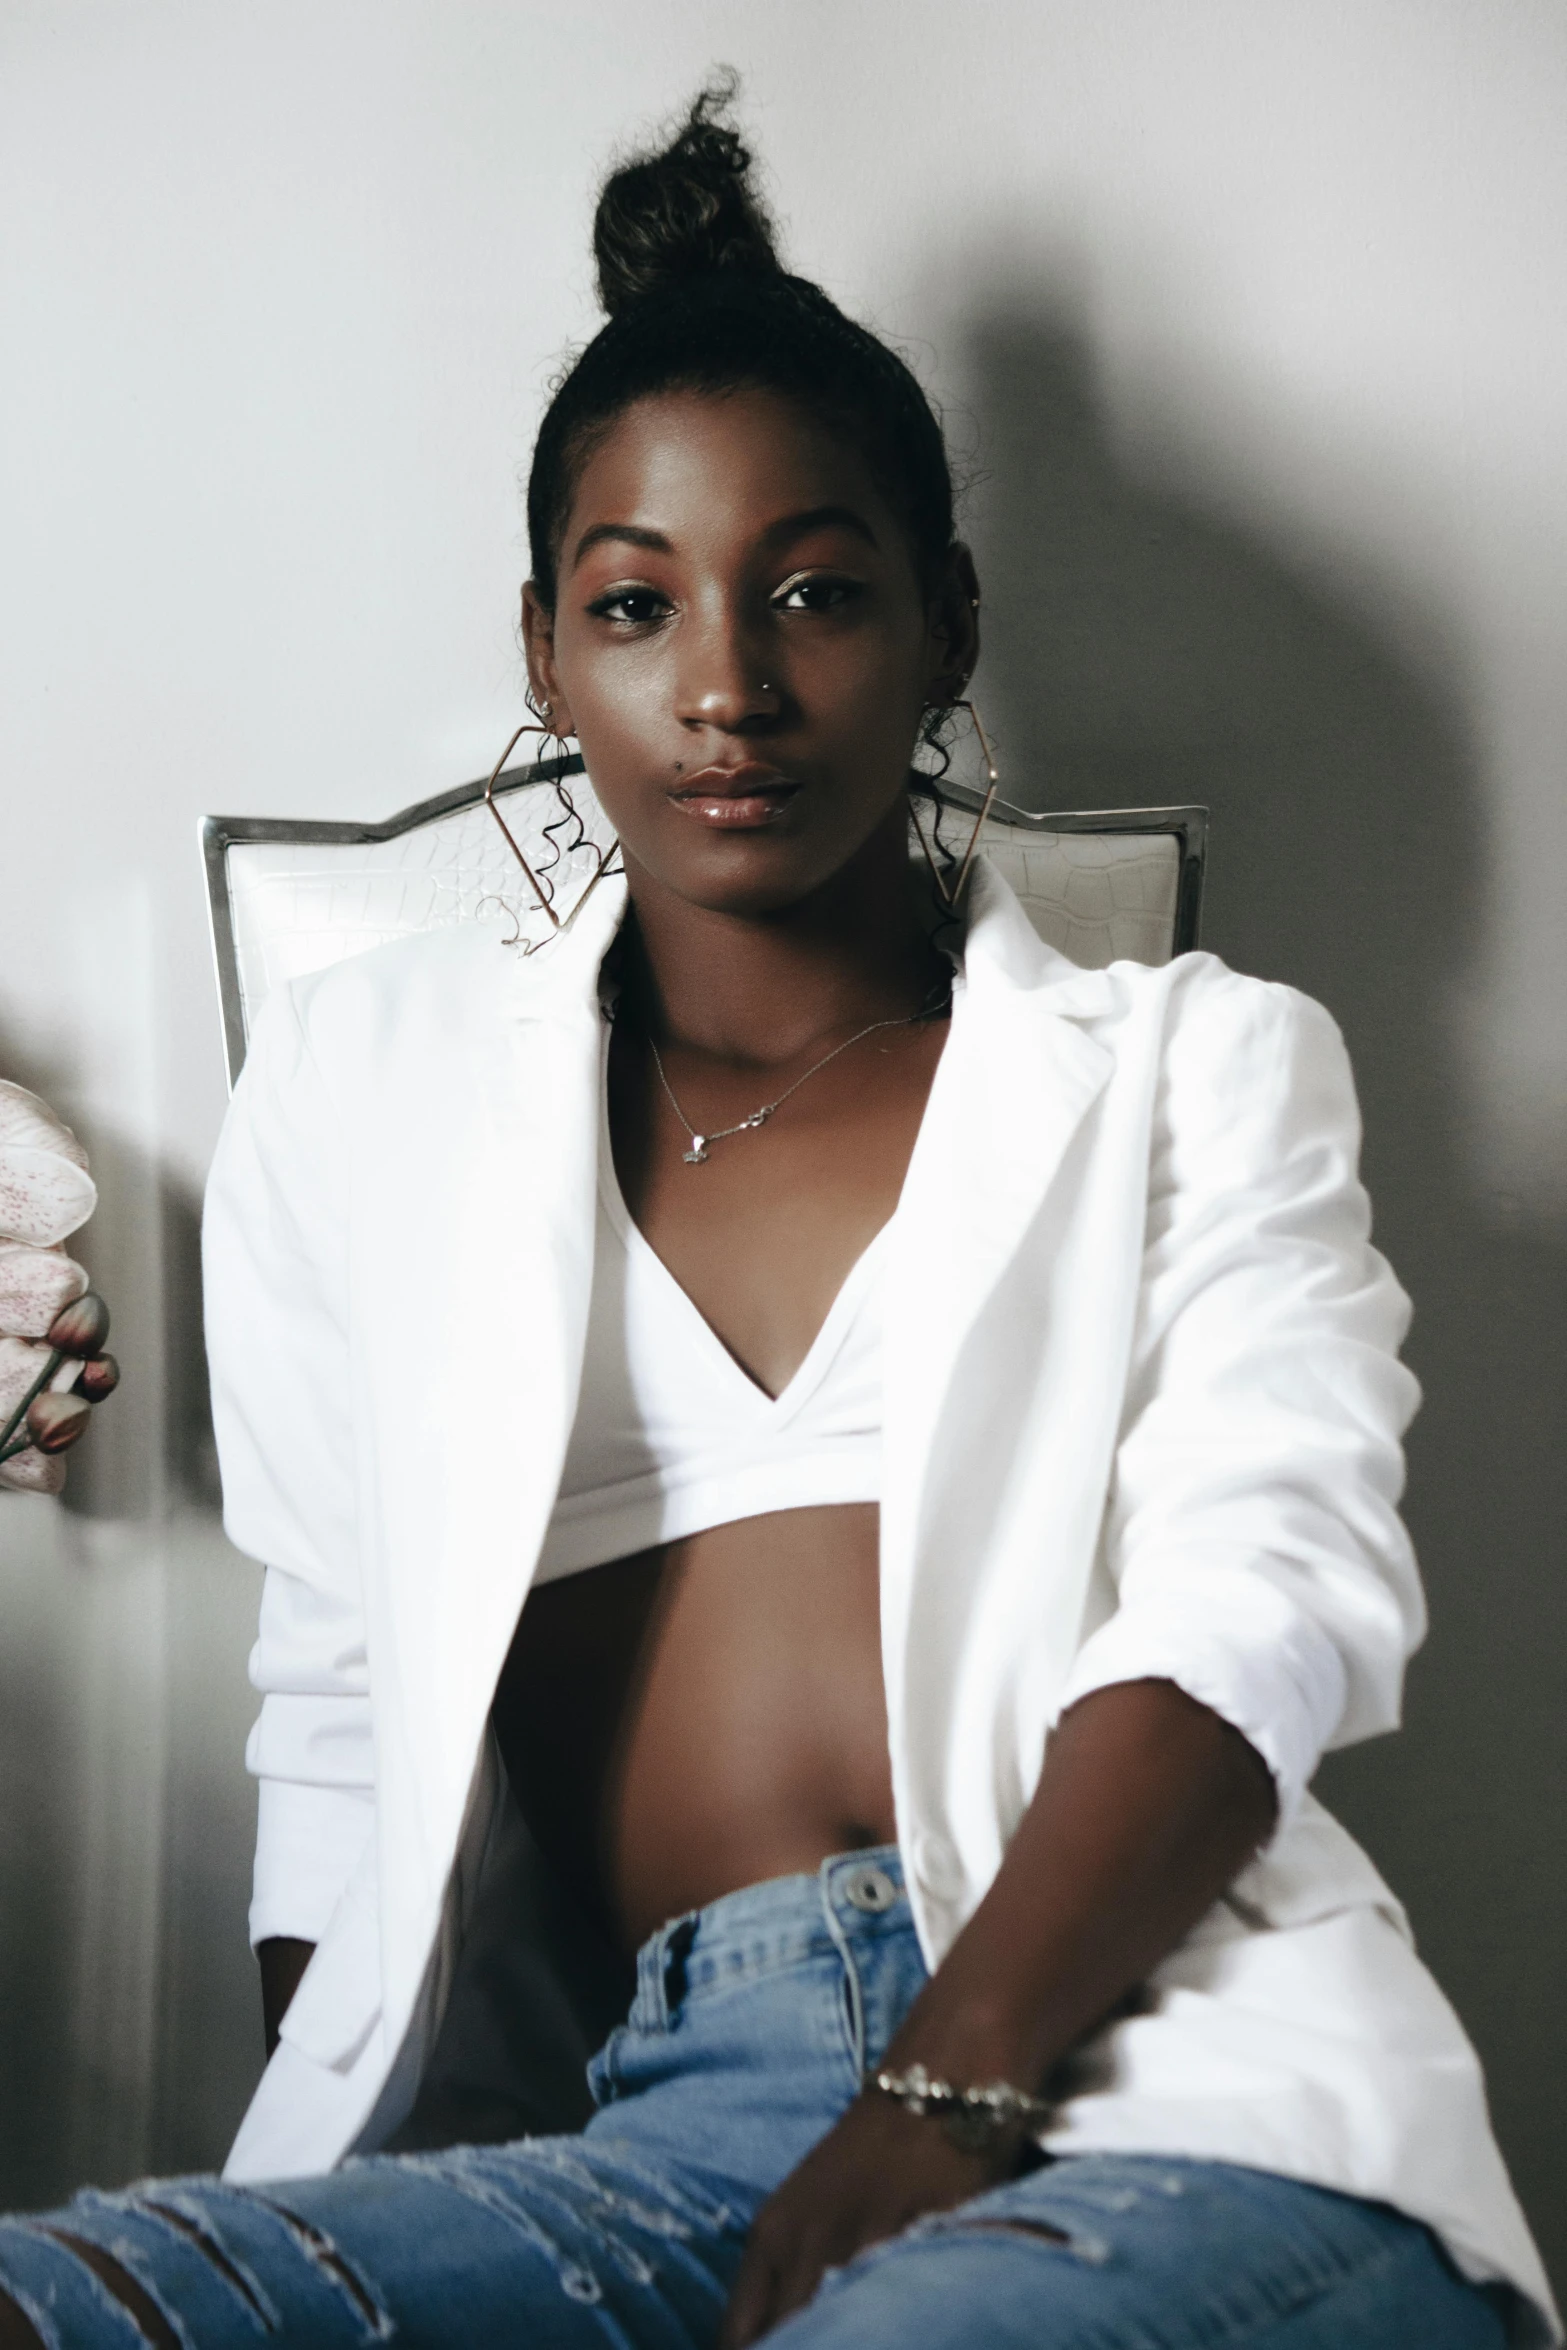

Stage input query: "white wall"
[{"left": 2, "top": 0, "right": 1562, "bottom": 2278}]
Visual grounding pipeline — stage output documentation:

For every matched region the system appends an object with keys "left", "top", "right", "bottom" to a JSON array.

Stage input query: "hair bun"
[{"left": 593, "top": 77, "right": 780, "bottom": 317}]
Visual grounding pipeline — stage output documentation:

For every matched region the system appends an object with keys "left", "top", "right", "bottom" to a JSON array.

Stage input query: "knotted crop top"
[{"left": 534, "top": 1044, "right": 887, "bottom": 1582}]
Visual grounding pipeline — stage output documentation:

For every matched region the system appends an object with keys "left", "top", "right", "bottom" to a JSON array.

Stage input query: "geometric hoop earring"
[
  {"left": 908, "top": 695, "right": 1001, "bottom": 908},
  {"left": 481, "top": 713, "right": 621, "bottom": 946}
]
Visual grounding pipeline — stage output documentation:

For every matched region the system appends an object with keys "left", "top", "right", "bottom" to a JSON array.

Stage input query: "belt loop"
[{"left": 634, "top": 1921, "right": 669, "bottom": 2029}]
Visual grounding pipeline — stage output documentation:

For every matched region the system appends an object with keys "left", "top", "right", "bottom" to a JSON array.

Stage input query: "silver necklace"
[{"left": 643, "top": 983, "right": 949, "bottom": 1166}]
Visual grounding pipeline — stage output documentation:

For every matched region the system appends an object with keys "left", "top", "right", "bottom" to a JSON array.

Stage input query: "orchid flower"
[{"left": 0, "top": 1081, "right": 114, "bottom": 1493}]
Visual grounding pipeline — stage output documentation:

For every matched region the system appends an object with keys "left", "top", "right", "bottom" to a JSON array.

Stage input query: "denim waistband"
[{"left": 628, "top": 1846, "right": 913, "bottom": 2032}]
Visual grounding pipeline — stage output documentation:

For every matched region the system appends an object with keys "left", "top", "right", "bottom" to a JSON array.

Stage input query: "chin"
[{"left": 655, "top": 835, "right": 877, "bottom": 919}]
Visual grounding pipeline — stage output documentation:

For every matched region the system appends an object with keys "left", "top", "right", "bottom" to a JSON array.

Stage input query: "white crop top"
[{"left": 534, "top": 1043, "right": 887, "bottom": 1582}]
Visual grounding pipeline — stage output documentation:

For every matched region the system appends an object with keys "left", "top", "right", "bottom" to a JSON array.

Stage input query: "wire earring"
[
  {"left": 908, "top": 695, "right": 1000, "bottom": 908},
  {"left": 482, "top": 713, "right": 621, "bottom": 949}
]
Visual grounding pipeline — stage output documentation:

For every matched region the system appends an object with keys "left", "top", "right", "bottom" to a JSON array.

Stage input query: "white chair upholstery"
[{"left": 203, "top": 760, "right": 1205, "bottom": 1090}]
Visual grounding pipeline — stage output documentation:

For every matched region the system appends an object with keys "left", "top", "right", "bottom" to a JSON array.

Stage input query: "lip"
[{"left": 668, "top": 761, "right": 802, "bottom": 829}]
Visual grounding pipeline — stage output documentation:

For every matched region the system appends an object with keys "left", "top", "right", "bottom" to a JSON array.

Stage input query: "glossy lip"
[{"left": 668, "top": 760, "right": 802, "bottom": 829}]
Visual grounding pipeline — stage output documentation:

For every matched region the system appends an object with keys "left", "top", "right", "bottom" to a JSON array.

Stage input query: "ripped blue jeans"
[{"left": 0, "top": 1848, "right": 1510, "bottom": 2347}]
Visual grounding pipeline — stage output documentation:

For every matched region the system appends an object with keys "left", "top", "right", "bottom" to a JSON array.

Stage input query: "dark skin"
[{"left": 240, "top": 389, "right": 1279, "bottom": 2350}]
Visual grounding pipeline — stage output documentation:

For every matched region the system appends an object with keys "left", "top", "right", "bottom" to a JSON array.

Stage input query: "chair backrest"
[{"left": 201, "top": 757, "right": 1206, "bottom": 1090}]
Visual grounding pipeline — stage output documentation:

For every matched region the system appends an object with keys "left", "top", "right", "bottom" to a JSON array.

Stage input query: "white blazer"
[{"left": 202, "top": 857, "right": 1555, "bottom": 2339}]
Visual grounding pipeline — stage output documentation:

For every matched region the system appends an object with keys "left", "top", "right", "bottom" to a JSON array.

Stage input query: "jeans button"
[{"left": 842, "top": 1863, "right": 899, "bottom": 1914}]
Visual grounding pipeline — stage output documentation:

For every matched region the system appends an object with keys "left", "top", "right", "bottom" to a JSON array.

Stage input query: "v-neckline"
[{"left": 595, "top": 1045, "right": 894, "bottom": 1413}]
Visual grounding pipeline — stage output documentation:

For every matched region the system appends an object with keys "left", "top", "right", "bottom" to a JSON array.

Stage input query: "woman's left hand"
[{"left": 717, "top": 2089, "right": 1014, "bottom": 2348}]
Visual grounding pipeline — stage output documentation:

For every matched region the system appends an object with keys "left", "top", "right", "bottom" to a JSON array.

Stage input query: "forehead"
[{"left": 564, "top": 386, "right": 901, "bottom": 557}]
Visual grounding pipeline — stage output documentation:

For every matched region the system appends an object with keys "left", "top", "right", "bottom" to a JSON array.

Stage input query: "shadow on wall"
[{"left": 962, "top": 293, "right": 1566, "bottom": 2288}]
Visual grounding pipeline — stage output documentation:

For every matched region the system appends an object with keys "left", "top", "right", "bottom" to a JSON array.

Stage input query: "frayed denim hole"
[
  {"left": 394, "top": 2150, "right": 602, "bottom": 2307},
  {"left": 32, "top": 2232, "right": 182, "bottom": 2350},
  {"left": 456, "top": 2154, "right": 657, "bottom": 2290},
  {"left": 925, "top": 2212, "right": 1110, "bottom": 2266},
  {"left": 525, "top": 2144, "right": 697, "bottom": 2246},
  {"left": 0, "top": 2270, "right": 62, "bottom": 2350},
  {"left": 517, "top": 2146, "right": 736, "bottom": 2305},
  {"left": 572, "top": 2143, "right": 743, "bottom": 2242},
  {"left": 254, "top": 2204, "right": 394, "bottom": 2341},
  {"left": 133, "top": 2200, "right": 277, "bottom": 2331},
  {"left": 1055, "top": 2181, "right": 1150, "bottom": 2215},
  {"left": 811, "top": 2209, "right": 1109, "bottom": 2307}
]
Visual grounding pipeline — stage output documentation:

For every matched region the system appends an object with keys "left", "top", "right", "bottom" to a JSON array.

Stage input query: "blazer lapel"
[
  {"left": 406, "top": 880, "right": 628, "bottom": 1886},
  {"left": 879, "top": 860, "right": 1114, "bottom": 1733}
]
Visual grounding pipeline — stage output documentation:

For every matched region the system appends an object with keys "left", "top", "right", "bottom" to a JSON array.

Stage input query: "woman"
[{"left": 0, "top": 89, "right": 1552, "bottom": 2350}]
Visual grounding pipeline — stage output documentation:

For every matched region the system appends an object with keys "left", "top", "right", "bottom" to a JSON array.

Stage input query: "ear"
[
  {"left": 923, "top": 541, "right": 982, "bottom": 705},
  {"left": 521, "top": 582, "right": 575, "bottom": 735}
]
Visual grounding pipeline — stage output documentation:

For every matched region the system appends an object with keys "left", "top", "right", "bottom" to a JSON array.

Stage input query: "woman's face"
[{"left": 523, "top": 387, "right": 978, "bottom": 916}]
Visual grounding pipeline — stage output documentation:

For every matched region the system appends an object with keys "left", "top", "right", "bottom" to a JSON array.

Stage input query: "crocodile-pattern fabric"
[{"left": 222, "top": 782, "right": 1182, "bottom": 1052}]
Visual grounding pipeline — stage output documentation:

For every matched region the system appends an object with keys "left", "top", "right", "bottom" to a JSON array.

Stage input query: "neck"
[{"left": 618, "top": 805, "right": 945, "bottom": 1070}]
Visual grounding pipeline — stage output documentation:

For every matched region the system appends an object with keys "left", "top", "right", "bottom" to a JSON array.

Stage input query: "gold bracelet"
[{"left": 869, "top": 2062, "right": 1052, "bottom": 2152}]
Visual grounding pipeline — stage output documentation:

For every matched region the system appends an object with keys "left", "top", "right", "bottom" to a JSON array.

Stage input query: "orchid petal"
[
  {"left": 0, "top": 1081, "right": 89, "bottom": 1170},
  {"left": 0, "top": 1146, "right": 98, "bottom": 1246},
  {"left": 0, "top": 1335, "right": 53, "bottom": 1422},
  {"left": 0, "top": 1444, "right": 66, "bottom": 1495},
  {"left": 0, "top": 1244, "right": 89, "bottom": 1339}
]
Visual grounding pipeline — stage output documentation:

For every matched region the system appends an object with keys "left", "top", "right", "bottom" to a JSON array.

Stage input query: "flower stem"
[{"left": 0, "top": 1347, "right": 65, "bottom": 1458}]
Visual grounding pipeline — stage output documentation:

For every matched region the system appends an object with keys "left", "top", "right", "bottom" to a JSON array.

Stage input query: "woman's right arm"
[{"left": 203, "top": 981, "right": 372, "bottom": 2049}]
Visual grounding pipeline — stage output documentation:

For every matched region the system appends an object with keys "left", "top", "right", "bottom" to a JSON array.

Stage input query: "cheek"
[
  {"left": 558, "top": 635, "right": 656, "bottom": 733},
  {"left": 805, "top": 594, "right": 931, "bottom": 717},
  {"left": 823, "top": 634, "right": 926, "bottom": 736}
]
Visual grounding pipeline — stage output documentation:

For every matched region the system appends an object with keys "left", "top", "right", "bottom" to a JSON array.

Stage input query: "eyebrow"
[
  {"left": 570, "top": 522, "right": 673, "bottom": 567},
  {"left": 762, "top": 505, "right": 880, "bottom": 551},
  {"left": 569, "top": 504, "right": 880, "bottom": 572}
]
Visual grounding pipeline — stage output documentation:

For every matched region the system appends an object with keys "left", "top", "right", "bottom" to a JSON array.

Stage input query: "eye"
[
  {"left": 773, "top": 572, "right": 863, "bottom": 614},
  {"left": 586, "top": 585, "right": 673, "bottom": 627}
]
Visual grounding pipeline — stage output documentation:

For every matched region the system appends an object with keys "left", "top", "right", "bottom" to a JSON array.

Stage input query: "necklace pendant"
[{"left": 683, "top": 1136, "right": 709, "bottom": 1165}]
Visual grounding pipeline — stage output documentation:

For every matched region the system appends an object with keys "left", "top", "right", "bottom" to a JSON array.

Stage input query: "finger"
[
  {"left": 769, "top": 2198, "right": 921, "bottom": 2329},
  {"left": 78, "top": 1352, "right": 120, "bottom": 1403},
  {"left": 718, "top": 2246, "right": 780, "bottom": 2350},
  {"left": 27, "top": 1390, "right": 91, "bottom": 1453},
  {"left": 768, "top": 2244, "right": 833, "bottom": 2332}
]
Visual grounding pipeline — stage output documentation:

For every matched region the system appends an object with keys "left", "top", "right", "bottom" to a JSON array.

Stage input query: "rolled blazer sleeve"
[
  {"left": 1056, "top": 960, "right": 1425, "bottom": 1827},
  {"left": 203, "top": 984, "right": 373, "bottom": 1946}
]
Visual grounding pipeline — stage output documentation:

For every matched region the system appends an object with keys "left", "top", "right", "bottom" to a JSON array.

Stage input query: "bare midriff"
[
  {"left": 491, "top": 1000, "right": 948, "bottom": 1958},
  {"left": 494, "top": 1504, "right": 896, "bottom": 1953}
]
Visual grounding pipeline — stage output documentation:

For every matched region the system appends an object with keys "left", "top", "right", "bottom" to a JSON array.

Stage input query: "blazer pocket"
[{"left": 279, "top": 1839, "right": 383, "bottom": 2072}]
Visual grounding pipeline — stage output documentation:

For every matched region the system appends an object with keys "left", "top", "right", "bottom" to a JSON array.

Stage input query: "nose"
[{"left": 674, "top": 601, "right": 782, "bottom": 733}]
